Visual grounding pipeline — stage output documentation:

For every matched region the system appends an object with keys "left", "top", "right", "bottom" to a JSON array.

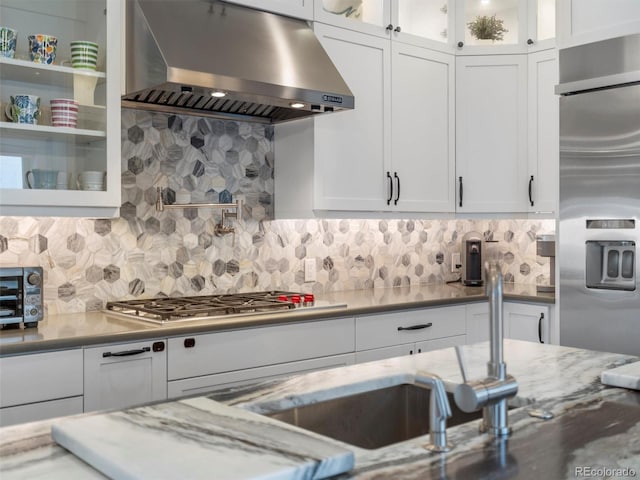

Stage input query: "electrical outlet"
[
  {"left": 304, "top": 258, "right": 316, "bottom": 282},
  {"left": 451, "top": 253, "right": 461, "bottom": 273}
]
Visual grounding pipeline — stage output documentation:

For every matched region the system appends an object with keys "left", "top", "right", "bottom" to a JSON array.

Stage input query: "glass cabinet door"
[
  {"left": 459, "top": 0, "right": 522, "bottom": 48},
  {"left": 314, "top": 0, "right": 390, "bottom": 37},
  {"left": 395, "top": 0, "right": 451, "bottom": 47},
  {"left": 534, "top": 0, "right": 555, "bottom": 42},
  {"left": 0, "top": 0, "right": 120, "bottom": 216}
]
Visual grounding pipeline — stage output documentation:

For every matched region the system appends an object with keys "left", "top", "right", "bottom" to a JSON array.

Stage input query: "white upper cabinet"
[
  {"left": 390, "top": 43, "right": 455, "bottom": 212},
  {"left": 0, "top": 0, "right": 121, "bottom": 217},
  {"left": 314, "top": 0, "right": 455, "bottom": 52},
  {"left": 455, "top": 54, "right": 528, "bottom": 213},
  {"left": 455, "top": 0, "right": 555, "bottom": 54},
  {"left": 226, "top": 0, "right": 313, "bottom": 19},
  {"left": 527, "top": 48, "right": 558, "bottom": 214},
  {"left": 557, "top": 0, "right": 640, "bottom": 49},
  {"left": 274, "top": 22, "right": 455, "bottom": 216},
  {"left": 312, "top": 24, "right": 390, "bottom": 212}
]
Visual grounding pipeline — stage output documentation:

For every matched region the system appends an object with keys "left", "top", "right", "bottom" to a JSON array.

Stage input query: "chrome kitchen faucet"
[{"left": 454, "top": 261, "right": 518, "bottom": 437}]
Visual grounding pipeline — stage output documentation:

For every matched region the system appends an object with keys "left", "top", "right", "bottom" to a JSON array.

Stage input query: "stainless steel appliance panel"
[{"left": 559, "top": 83, "right": 640, "bottom": 355}]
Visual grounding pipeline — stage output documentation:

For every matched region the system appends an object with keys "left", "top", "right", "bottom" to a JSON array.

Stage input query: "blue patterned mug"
[
  {"left": 5, "top": 94, "right": 40, "bottom": 125},
  {"left": 0, "top": 27, "right": 17, "bottom": 58},
  {"left": 28, "top": 34, "right": 57, "bottom": 64}
]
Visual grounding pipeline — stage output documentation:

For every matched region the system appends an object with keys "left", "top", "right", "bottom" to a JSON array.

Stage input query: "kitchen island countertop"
[
  {"left": 0, "top": 283, "right": 553, "bottom": 356},
  {"left": 0, "top": 340, "right": 638, "bottom": 479}
]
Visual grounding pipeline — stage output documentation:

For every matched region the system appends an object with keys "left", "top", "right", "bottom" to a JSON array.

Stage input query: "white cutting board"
[
  {"left": 601, "top": 361, "right": 640, "bottom": 390},
  {"left": 52, "top": 397, "right": 354, "bottom": 480}
]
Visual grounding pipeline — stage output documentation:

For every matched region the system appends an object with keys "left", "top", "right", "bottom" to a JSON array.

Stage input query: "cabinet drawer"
[
  {"left": 356, "top": 306, "right": 466, "bottom": 350},
  {"left": 168, "top": 317, "right": 355, "bottom": 381},
  {"left": 0, "top": 396, "right": 83, "bottom": 428},
  {"left": 0, "top": 349, "right": 83, "bottom": 408},
  {"left": 168, "top": 353, "right": 355, "bottom": 398}
]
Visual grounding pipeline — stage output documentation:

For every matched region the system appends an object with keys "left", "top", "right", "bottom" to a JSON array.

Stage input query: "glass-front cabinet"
[
  {"left": 0, "top": 0, "right": 121, "bottom": 217},
  {"left": 314, "top": 0, "right": 553, "bottom": 53},
  {"left": 455, "top": 0, "right": 555, "bottom": 53},
  {"left": 314, "top": 0, "right": 454, "bottom": 51}
]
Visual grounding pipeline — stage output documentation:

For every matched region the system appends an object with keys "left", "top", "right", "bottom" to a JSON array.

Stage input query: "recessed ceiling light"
[
  {"left": 211, "top": 91, "right": 226, "bottom": 98},
  {"left": 290, "top": 102, "right": 305, "bottom": 109}
]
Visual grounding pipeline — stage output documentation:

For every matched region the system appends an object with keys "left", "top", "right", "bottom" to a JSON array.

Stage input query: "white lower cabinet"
[
  {"left": 465, "top": 302, "right": 551, "bottom": 344},
  {"left": 0, "top": 349, "right": 83, "bottom": 427},
  {"left": 168, "top": 354, "right": 355, "bottom": 398},
  {"left": 167, "top": 318, "right": 355, "bottom": 398},
  {"left": 354, "top": 305, "right": 467, "bottom": 362},
  {"left": 83, "top": 339, "right": 167, "bottom": 413}
]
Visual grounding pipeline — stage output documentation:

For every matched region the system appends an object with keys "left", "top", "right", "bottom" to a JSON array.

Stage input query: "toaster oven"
[{"left": 0, "top": 267, "right": 43, "bottom": 328}]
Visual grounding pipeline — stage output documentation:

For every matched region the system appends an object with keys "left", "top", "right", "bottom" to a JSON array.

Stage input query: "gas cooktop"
[{"left": 105, "top": 291, "right": 345, "bottom": 325}]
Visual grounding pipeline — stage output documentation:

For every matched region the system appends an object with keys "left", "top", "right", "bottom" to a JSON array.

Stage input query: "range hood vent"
[{"left": 123, "top": 0, "right": 354, "bottom": 124}]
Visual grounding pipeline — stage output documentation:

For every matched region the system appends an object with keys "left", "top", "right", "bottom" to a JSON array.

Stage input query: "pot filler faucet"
[{"left": 454, "top": 261, "right": 518, "bottom": 437}]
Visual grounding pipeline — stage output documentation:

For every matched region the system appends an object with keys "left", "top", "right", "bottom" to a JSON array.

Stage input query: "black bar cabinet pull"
[
  {"left": 398, "top": 323, "right": 433, "bottom": 331},
  {"left": 538, "top": 313, "right": 545, "bottom": 343},
  {"left": 394, "top": 172, "right": 400, "bottom": 205},
  {"left": 458, "top": 176, "right": 463, "bottom": 207},
  {"left": 386, "top": 171, "right": 393, "bottom": 205},
  {"left": 103, "top": 347, "right": 151, "bottom": 358},
  {"left": 528, "top": 175, "right": 534, "bottom": 207}
]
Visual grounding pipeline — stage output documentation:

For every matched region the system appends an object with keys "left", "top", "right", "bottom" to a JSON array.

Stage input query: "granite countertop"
[
  {"left": 0, "top": 283, "right": 553, "bottom": 356},
  {"left": 1, "top": 340, "right": 638, "bottom": 479}
]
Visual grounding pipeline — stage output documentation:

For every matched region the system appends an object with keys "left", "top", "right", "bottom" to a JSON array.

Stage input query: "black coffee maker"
[{"left": 461, "top": 231, "right": 485, "bottom": 286}]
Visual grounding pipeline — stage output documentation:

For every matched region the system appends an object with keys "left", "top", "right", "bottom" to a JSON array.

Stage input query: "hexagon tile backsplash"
[{"left": 0, "top": 110, "right": 555, "bottom": 314}]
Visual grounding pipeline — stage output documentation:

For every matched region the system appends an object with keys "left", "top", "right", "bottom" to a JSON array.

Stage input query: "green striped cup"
[{"left": 70, "top": 40, "right": 98, "bottom": 70}]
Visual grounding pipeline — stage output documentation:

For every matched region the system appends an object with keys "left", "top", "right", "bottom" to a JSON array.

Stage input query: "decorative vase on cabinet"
[{"left": 0, "top": 0, "right": 121, "bottom": 217}]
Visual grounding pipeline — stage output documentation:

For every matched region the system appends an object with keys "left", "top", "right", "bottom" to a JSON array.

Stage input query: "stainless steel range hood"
[{"left": 123, "top": 0, "right": 354, "bottom": 123}]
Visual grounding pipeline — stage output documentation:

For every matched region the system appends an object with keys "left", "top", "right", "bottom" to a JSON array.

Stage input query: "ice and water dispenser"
[{"left": 585, "top": 220, "right": 636, "bottom": 291}]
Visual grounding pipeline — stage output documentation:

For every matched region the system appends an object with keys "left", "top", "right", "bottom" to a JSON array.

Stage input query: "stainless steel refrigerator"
[{"left": 557, "top": 34, "right": 640, "bottom": 356}]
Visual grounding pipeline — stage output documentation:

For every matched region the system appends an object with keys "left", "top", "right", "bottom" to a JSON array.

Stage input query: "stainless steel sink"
[{"left": 264, "top": 384, "right": 486, "bottom": 450}]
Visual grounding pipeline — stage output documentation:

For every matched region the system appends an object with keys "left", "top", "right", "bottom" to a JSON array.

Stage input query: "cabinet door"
[
  {"left": 390, "top": 43, "right": 455, "bottom": 212},
  {"left": 84, "top": 339, "right": 167, "bottom": 412},
  {"left": 455, "top": 0, "right": 527, "bottom": 54},
  {"left": 455, "top": 54, "right": 528, "bottom": 213},
  {"left": 0, "top": 397, "right": 83, "bottom": 428},
  {"left": 465, "top": 302, "right": 489, "bottom": 344},
  {"left": 0, "top": 0, "right": 121, "bottom": 217},
  {"left": 313, "top": 23, "right": 391, "bottom": 211},
  {"left": 505, "top": 303, "right": 549, "bottom": 343},
  {"left": 168, "top": 354, "right": 355, "bottom": 398},
  {"left": 314, "top": 0, "right": 391, "bottom": 38},
  {"left": 527, "top": 48, "right": 558, "bottom": 213},
  {"left": 225, "top": 0, "right": 313, "bottom": 19},
  {"left": 556, "top": 0, "right": 640, "bottom": 48},
  {"left": 0, "top": 349, "right": 83, "bottom": 408},
  {"left": 392, "top": 0, "right": 453, "bottom": 52}
]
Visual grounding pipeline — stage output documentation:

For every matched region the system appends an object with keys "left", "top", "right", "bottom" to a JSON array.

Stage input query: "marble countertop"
[
  {"left": 0, "top": 283, "right": 553, "bottom": 356},
  {"left": 1, "top": 340, "right": 638, "bottom": 479}
]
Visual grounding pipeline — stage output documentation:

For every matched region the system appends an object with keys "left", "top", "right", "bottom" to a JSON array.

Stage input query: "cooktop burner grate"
[{"left": 105, "top": 291, "right": 308, "bottom": 322}]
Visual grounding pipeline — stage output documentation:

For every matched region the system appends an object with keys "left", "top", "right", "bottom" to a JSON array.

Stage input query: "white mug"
[{"left": 77, "top": 170, "right": 105, "bottom": 190}]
